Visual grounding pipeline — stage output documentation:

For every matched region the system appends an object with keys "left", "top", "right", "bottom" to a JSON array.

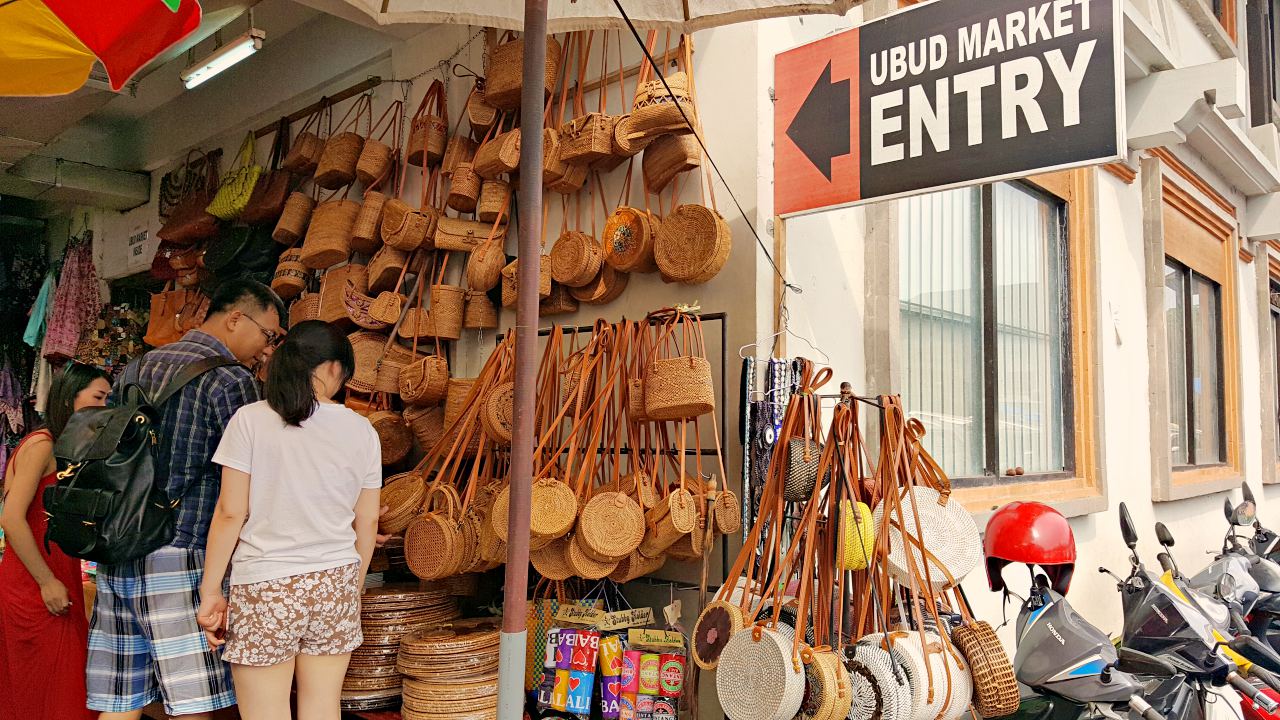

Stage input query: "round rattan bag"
[
  {"left": 951, "top": 620, "right": 1018, "bottom": 718},
  {"left": 654, "top": 204, "right": 731, "bottom": 284},
  {"left": 871, "top": 486, "right": 982, "bottom": 590},
  {"left": 404, "top": 486, "right": 465, "bottom": 580},
  {"left": 693, "top": 600, "right": 745, "bottom": 670},
  {"left": 379, "top": 472, "right": 426, "bottom": 535},
  {"left": 480, "top": 382, "right": 514, "bottom": 446},
  {"left": 846, "top": 643, "right": 914, "bottom": 720},
  {"left": 576, "top": 491, "right": 645, "bottom": 562},
  {"left": 716, "top": 626, "right": 805, "bottom": 720}
]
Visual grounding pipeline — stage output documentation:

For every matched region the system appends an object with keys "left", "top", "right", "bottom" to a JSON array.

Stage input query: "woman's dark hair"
[
  {"left": 46, "top": 362, "right": 111, "bottom": 439},
  {"left": 265, "top": 320, "right": 355, "bottom": 426}
]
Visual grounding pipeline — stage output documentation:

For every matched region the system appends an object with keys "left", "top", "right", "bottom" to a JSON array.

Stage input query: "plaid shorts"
[{"left": 87, "top": 545, "right": 236, "bottom": 715}]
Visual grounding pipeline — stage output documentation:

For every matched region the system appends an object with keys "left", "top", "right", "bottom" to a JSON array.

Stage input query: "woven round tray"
[{"left": 340, "top": 688, "right": 402, "bottom": 711}]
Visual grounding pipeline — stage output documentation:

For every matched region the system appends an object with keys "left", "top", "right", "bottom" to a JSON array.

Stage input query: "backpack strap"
[{"left": 152, "top": 356, "right": 241, "bottom": 408}]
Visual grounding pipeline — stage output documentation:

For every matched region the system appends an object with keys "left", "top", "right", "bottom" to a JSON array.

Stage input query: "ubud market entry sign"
[{"left": 774, "top": 0, "right": 1122, "bottom": 217}]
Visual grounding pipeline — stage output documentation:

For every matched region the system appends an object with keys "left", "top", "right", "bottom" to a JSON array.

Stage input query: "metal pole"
[{"left": 497, "top": 1, "right": 547, "bottom": 718}]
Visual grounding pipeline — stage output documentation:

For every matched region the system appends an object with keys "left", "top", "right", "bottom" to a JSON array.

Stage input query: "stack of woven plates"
[
  {"left": 398, "top": 617, "right": 502, "bottom": 720},
  {"left": 340, "top": 585, "right": 460, "bottom": 712}
]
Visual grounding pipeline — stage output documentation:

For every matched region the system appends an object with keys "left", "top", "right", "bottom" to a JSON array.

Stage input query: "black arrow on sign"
[{"left": 784, "top": 61, "right": 850, "bottom": 182}]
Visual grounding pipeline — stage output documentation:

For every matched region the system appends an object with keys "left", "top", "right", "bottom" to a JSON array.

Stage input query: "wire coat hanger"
[{"left": 737, "top": 306, "right": 830, "bottom": 364}]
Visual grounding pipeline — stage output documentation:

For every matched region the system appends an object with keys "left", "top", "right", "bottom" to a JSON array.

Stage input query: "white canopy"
[{"left": 342, "top": 0, "right": 867, "bottom": 32}]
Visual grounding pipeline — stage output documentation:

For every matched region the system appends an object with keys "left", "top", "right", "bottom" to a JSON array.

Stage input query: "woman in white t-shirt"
[{"left": 196, "top": 320, "right": 382, "bottom": 720}]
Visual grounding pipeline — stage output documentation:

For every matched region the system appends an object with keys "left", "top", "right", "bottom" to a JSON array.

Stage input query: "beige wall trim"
[
  {"left": 1261, "top": 252, "right": 1280, "bottom": 484},
  {"left": 1143, "top": 155, "right": 1179, "bottom": 500}
]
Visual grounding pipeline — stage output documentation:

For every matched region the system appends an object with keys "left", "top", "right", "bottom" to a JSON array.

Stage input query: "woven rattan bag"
[
  {"left": 299, "top": 193, "right": 359, "bottom": 269},
  {"left": 407, "top": 79, "right": 447, "bottom": 167},
  {"left": 484, "top": 32, "right": 562, "bottom": 111},
  {"left": 281, "top": 105, "right": 326, "bottom": 175},
  {"left": 951, "top": 618, "right": 1018, "bottom": 718},
  {"left": 405, "top": 484, "right": 465, "bottom": 580},
  {"left": 654, "top": 203, "right": 731, "bottom": 285},
  {"left": 716, "top": 626, "right": 805, "bottom": 720},
  {"left": 315, "top": 95, "right": 370, "bottom": 189},
  {"left": 463, "top": 289, "right": 499, "bottom": 330},
  {"left": 643, "top": 310, "right": 714, "bottom": 421},
  {"left": 271, "top": 249, "right": 308, "bottom": 300},
  {"left": 357, "top": 101, "right": 402, "bottom": 187},
  {"left": 437, "top": 217, "right": 503, "bottom": 253},
  {"left": 370, "top": 404, "right": 413, "bottom": 466},
  {"left": 273, "top": 191, "right": 315, "bottom": 245}
]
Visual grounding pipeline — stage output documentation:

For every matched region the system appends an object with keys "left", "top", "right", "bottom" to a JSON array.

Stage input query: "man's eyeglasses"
[{"left": 241, "top": 313, "right": 282, "bottom": 346}]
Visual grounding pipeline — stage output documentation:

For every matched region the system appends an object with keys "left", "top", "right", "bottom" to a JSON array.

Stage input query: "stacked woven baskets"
[
  {"left": 397, "top": 618, "right": 502, "bottom": 720},
  {"left": 340, "top": 585, "right": 460, "bottom": 712}
]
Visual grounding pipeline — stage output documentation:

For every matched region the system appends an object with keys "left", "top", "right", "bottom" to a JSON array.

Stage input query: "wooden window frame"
[
  {"left": 1269, "top": 252, "right": 1280, "bottom": 483},
  {"left": 1163, "top": 258, "right": 1228, "bottom": 468},
  {"left": 1144, "top": 155, "right": 1242, "bottom": 500},
  {"left": 953, "top": 168, "right": 1104, "bottom": 515},
  {"left": 1247, "top": 0, "right": 1277, "bottom": 127},
  {"left": 1211, "top": 0, "right": 1238, "bottom": 42}
]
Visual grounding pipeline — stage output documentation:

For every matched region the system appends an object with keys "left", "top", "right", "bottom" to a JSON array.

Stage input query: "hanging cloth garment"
[
  {"left": 31, "top": 358, "right": 53, "bottom": 416},
  {"left": 23, "top": 273, "right": 56, "bottom": 349},
  {"left": 0, "top": 364, "right": 23, "bottom": 437},
  {"left": 42, "top": 241, "right": 100, "bottom": 362}
]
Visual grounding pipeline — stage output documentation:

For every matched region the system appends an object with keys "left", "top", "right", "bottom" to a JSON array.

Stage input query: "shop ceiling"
[{"left": 0, "top": 0, "right": 423, "bottom": 213}]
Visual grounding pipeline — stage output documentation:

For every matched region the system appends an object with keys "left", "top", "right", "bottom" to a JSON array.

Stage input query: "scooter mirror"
[
  {"left": 1217, "top": 573, "right": 1238, "bottom": 602},
  {"left": 1234, "top": 502, "right": 1258, "bottom": 528},
  {"left": 1120, "top": 502, "right": 1139, "bottom": 550},
  {"left": 1155, "top": 522, "right": 1175, "bottom": 548},
  {"left": 1226, "top": 498, "right": 1236, "bottom": 524},
  {"left": 1244, "top": 482, "right": 1257, "bottom": 505}
]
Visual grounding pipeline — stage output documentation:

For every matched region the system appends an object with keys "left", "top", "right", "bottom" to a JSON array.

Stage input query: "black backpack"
[{"left": 44, "top": 356, "right": 237, "bottom": 565}]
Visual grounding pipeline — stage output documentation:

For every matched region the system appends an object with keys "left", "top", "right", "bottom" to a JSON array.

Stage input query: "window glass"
[
  {"left": 1191, "top": 276, "right": 1223, "bottom": 464},
  {"left": 899, "top": 187, "right": 984, "bottom": 478},
  {"left": 1165, "top": 262, "right": 1190, "bottom": 466},
  {"left": 993, "top": 183, "right": 1068, "bottom": 474},
  {"left": 900, "top": 182, "right": 1070, "bottom": 481}
]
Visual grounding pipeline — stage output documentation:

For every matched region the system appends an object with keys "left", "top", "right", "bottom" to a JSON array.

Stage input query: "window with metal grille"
[
  {"left": 898, "top": 181, "right": 1072, "bottom": 484},
  {"left": 1164, "top": 259, "right": 1226, "bottom": 468}
]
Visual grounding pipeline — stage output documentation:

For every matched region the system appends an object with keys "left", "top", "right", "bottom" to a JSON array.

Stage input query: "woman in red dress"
[{"left": 0, "top": 362, "right": 111, "bottom": 720}]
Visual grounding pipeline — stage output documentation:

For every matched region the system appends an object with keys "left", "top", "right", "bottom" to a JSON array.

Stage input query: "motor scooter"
[
  {"left": 1102, "top": 504, "right": 1280, "bottom": 715},
  {"left": 1005, "top": 574, "right": 1184, "bottom": 720}
]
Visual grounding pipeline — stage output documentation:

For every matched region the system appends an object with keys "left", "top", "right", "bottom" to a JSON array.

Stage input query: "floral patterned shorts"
[{"left": 224, "top": 563, "right": 362, "bottom": 666}]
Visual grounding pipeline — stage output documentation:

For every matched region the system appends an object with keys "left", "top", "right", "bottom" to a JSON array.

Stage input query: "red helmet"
[{"left": 984, "top": 501, "right": 1076, "bottom": 595}]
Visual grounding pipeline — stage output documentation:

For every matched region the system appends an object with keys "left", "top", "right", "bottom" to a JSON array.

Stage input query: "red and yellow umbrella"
[{"left": 0, "top": 0, "right": 201, "bottom": 96}]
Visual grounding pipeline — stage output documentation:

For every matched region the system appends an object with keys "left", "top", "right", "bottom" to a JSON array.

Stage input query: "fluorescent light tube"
[{"left": 181, "top": 29, "right": 265, "bottom": 89}]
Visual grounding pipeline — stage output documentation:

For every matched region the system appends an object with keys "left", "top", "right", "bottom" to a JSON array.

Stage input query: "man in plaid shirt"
[{"left": 89, "top": 279, "right": 285, "bottom": 720}]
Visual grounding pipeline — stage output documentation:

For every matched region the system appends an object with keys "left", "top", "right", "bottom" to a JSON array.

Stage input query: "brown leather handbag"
[
  {"left": 157, "top": 150, "right": 221, "bottom": 245},
  {"left": 241, "top": 118, "right": 294, "bottom": 225}
]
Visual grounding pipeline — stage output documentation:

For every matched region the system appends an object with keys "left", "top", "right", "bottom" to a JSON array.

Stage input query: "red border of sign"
[{"left": 773, "top": 28, "right": 860, "bottom": 218}]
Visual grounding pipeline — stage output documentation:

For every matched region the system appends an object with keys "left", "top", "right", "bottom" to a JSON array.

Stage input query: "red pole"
[{"left": 497, "top": 1, "right": 546, "bottom": 717}]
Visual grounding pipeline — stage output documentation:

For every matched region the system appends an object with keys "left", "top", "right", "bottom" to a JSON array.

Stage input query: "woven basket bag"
[
  {"left": 379, "top": 472, "right": 426, "bottom": 535},
  {"left": 654, "top": 204, "right": 731, "bottom": 284},
  {"left": 712, "top": 490, "right": 742, "bottom": 535},
  {"left": 561, "top": 113, "right": 616, "bottom": 165},
  {"left": 480, "top": 381, "right": 514, "bottom": 446},
  {"left": 466, "top": 235, "right": 506, "bottom": 292},
  {"left": 442, "top": 134, "right": 478, "bottom": 177},
  {"left": 716, "top": 626, "right": 805, "bottom": 720},
  {"left": 407, "top": 80, "right": 448, "bottom": 167},
  {"left": 951, "top": 620, "right": 1018, "bottom": 718},
  {"left": 644, "top": 356, "right": 714, "bottom": 421},
  {"left": 463, "top": 290, "right": 499, "bottom": 330},
  {"left": 345, "top": 331, "right": 386, "bottom": 394},
  {"left": 643, "top": 132, "right": 700, "bottom": 193},
  {"left": 693, "top": 600, "right": 745, "bottom": 670},
  {"left": 366, "top": 246, "right": 409, "bottom": 294},
  {"left": 539, "top": 282, "right": 579, "bottom": 317},
  {"left": 576, "top": 491, "right": 645, "bottom": 562},
  {"left": 566, "top": 533, "right": 620, "bottom": 580},
  {"left": 477, "top": 179, "right": 511, "bottom": 223},
  {"left": 300, "top": 198, "right": 359, "bottom": 269},
  {"left": 784, "top": 438, "right": 823, "bottom": 502},
  {"left": 381, "top": 198, "right": 433, "bottom": 252},
  {"left": 429, "top": 284, "right": 465, "bottom": 341},
  {"left": 373, "top": 342, "right": 416, "bottom": 395},
  {"left": 609, "top": 550, "right": 665, "bottom": 583},
  {"left": 500, "top": 258, "right": 552, "bottom": 308},
  {"left": 288, "top": 293, "right": 320, "bottom": 328},
  {"left": 273, "top": 191, "right": 315, "bottom": 245},
  {"left": 403, "top": 405, "right": 446, "bottom": 450},
  {"left": 350, "top": 190, "right": 386, "bottom": 255},
  {"left": 612, "top": 115, "right": 654, "bottom": 158},
  {"left": 271, "top": 249, "right": 308, "bottom": 300},
  {"left": 370, "top": 408, "right": 413, "bottom": 466},
  {"left": 447, "top": 162, "right": 481, "bottom": 213},
  {"left": 602, "top": 206, "right": 657, "bottom": 273},
  {"left": 474, "top": 128, "right": 521, "bottom": 179},
  {"left": 436, "top": 217, "right": 500, "bottom": 253},
  {"left": 315, "top": 128, "right": 365, "bottom": 189},
  {"left": 282, "top": 129, "right": 324, "bottom": 176},
  {"left": 356, "top": 100, "right": 400, "bottom": 187},
  {"left": 631, "top": 71, "right": 695, "bottom": 138},
  {"left": 400, "top": 354, "right": 449, "bottom": 407},
  {"left": 405, "top": 487, "right": 464, "bottom": 580},
  {"left": 549, "top": 230, "right": 603, "bottom": 288},
  {"left": 569, "top": 264, "right": 627, "bottom": 305},
  {"left": 838, "top": 500, "right": 876, "bottom": 571},
  {"left": 638, "top": 488, "right": 697, "bottom": 558},
  {"left": 530, "top": 536, "right": 574, "bottom": 581},
  {"left": 484, "top": 34, "right": 562, "bottom": 111}
]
